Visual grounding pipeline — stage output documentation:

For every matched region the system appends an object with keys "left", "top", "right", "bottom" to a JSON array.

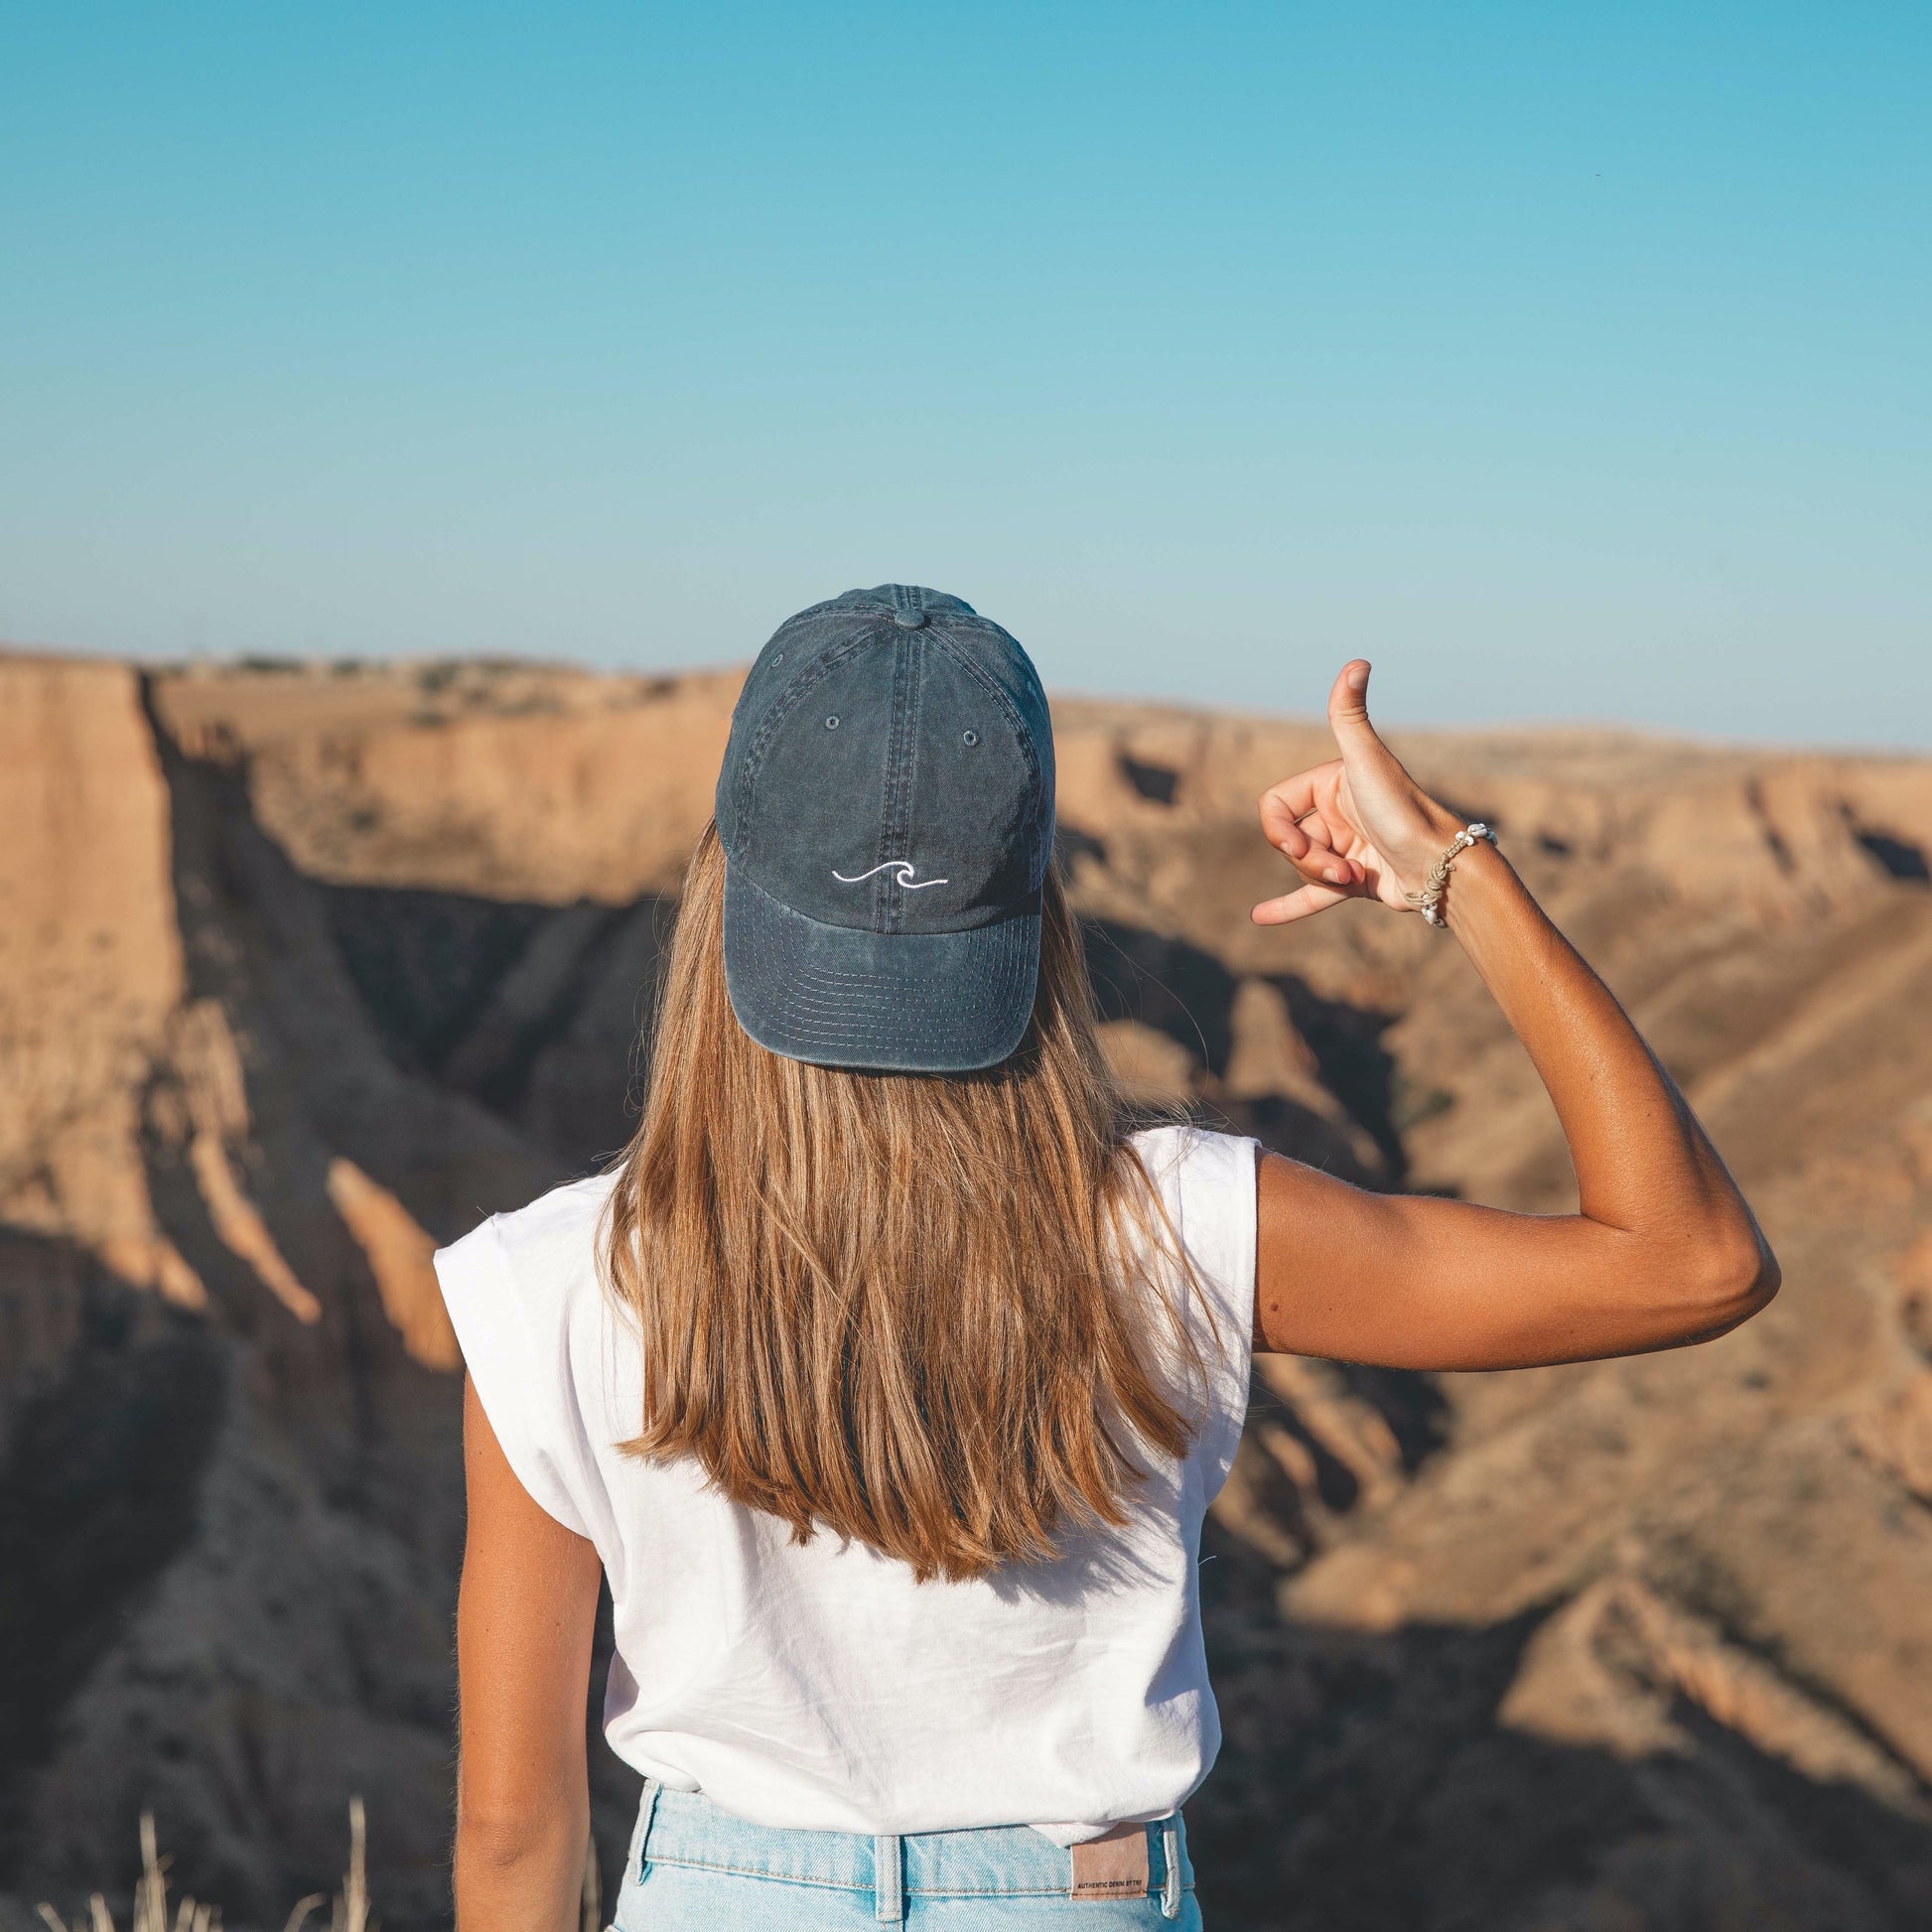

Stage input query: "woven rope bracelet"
[{"left": 1403, "top": 822, "right": 1496, "bottom": 927}]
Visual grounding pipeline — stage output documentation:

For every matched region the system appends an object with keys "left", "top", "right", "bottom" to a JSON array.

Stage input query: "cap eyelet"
[
  {"left": 961, "top": 729, "right": 979, "bottom": 747},
  {"left": 824, "top": 714, "right": 840, "bottom": 730}
]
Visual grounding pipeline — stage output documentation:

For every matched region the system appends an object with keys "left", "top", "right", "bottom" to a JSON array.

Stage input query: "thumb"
[{"left": 1326, "top": 659, "right": 1395, "bottom": 764}]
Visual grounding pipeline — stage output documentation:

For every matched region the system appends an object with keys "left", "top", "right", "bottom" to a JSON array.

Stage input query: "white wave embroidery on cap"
[{"left": 832, "top": 859, "right": 949, "bottom": 890}]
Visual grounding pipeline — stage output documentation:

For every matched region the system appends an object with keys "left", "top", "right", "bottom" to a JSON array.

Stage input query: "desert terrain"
[{"left": 2, "top": 647, "right": 1930, "bottom": 1930}]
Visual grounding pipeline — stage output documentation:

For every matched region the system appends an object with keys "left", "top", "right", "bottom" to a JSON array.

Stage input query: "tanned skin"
[
  {"left": 452, "top": 661, "right": 1776, "bottom": 1931},
  {"left": 455, "top": 1376, "right": 602, "bottom": 1932},
  {"left": 1248, "top": 661, "right": 1777, "bottom": 1364}
]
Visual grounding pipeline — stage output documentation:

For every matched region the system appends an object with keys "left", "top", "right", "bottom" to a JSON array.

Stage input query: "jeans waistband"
[{"left": 628, "top": 1782, "right": 1192, "bottom": 1921}]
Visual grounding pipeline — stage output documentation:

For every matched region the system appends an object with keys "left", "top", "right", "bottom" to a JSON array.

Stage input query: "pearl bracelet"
[{"left": 1404, "top": 822, "right": 1496, "bottom": 927}]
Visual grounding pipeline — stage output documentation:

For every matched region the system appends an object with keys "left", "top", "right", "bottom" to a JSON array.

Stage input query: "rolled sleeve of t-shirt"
[
  {"left": 434, "top": 1216, "right": 594, "bottom": 1539},
  {"left": 1154, "top": 1125, "right": 1258, "bottom": 1506}
]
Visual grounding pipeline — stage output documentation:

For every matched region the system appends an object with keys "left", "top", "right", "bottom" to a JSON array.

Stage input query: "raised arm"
[
  {"left": 1248, "top": 662, "right": 1777, "bottom": 1369},
  {"left": 454, "top": 1376, "right": 603, "bottom": 1932}
]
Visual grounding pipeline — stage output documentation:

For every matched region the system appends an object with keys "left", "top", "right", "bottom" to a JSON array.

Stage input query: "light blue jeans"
[{"left": 611, "top": 1782, "right": 1202, "bottom": 1929}]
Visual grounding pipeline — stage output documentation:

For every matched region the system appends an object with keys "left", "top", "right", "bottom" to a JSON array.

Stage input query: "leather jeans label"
[{"left": 1070, "top": 1823, "right": 1151, "bottom": 1900}]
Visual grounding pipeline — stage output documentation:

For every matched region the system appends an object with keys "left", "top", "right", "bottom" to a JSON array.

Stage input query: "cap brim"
[{"left": 722, "top": 866, "right": 1040, "bottom": 1073}]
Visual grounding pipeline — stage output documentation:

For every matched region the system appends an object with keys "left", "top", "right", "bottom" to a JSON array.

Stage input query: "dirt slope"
[{"left": 3, "top": 651, "right": 1930, "bottom": 1930}]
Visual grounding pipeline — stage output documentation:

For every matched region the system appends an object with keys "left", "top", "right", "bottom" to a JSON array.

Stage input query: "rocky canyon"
[{"left": 2, "top": 648, "right": 1930, "bottom": 1930}]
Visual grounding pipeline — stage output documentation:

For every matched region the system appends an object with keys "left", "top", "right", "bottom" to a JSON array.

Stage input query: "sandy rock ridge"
[{"left": 2, "top": 650, "right": 1930, "bottom": 1930}]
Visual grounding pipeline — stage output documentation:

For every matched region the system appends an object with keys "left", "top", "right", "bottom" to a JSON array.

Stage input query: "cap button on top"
[{"left": 894, "top": 605, "right": 927, "bottom": 628}]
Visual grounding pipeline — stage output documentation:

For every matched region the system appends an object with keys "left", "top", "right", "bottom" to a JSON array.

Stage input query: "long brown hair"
[{"left": 600, "top": 824, "right": 1203, "bottom": 1583}]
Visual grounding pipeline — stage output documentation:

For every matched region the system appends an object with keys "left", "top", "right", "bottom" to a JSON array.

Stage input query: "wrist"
[
  {"left": 1384, "top": 799, "right": 1469, "bottom": 897},
  {"left": 1438, "top": 834, "right": 1517, "bottom": 935},
  {"left": 1402, "top": 817, "right": 1502, "bottom": 927}
]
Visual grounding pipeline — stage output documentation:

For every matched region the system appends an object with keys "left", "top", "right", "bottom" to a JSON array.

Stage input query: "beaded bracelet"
[{"left": 1404, "top": 822, "right": 1496, "bottom": 927}]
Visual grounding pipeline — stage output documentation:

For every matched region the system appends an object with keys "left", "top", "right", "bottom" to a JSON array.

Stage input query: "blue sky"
[{"left": 2, "top": 2, "right": 1926, "bottom": 745}]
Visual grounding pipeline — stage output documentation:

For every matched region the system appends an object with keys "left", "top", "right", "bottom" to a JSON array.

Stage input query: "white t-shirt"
[{"left": 434, "top": 1123, "right": 1257, "bottom": 1845}]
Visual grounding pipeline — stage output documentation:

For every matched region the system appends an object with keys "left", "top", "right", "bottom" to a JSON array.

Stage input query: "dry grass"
[
  {"left": 34, "top": 1801, "right": 370, "bottom": 1932},
  {"left": 33, "top": 1806, "right": 609, "bottom": 1932}
]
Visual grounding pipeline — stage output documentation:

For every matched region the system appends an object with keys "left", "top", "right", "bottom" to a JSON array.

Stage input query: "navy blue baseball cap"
[{"left": 714, "top": 584, "right": 1056, "bottom": 1072}]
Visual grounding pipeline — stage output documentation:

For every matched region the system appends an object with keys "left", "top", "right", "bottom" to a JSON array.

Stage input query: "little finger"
[{"left": 1251, "top": 880, "right": 1352, "bottom": 925}]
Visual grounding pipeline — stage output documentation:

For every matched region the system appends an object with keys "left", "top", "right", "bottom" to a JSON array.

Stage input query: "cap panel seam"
[
  {"left": 879, "top": 632, "right": 923, "bottom": 935},
  {"left": 927, "top": 635, "right": 1039, "bottom": 784},
  {"left": 928, "top": 629, "right": 1053, "bottom": 880},
  {"left": 766, "top": 593, "right": 900, "bottom": 636},
  {"left": 728, "top": 627, "right": 891, "bottom": 860}
]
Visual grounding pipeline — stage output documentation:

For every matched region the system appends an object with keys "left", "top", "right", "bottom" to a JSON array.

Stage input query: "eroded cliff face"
[{"left": 3, "top": 652, "right": 1930, "bottom": 1930}]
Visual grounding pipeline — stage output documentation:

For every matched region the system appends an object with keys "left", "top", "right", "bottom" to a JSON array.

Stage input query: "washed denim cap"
[{"left": 715, "top": 584, "right": 1055, "bottom": 1072}]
